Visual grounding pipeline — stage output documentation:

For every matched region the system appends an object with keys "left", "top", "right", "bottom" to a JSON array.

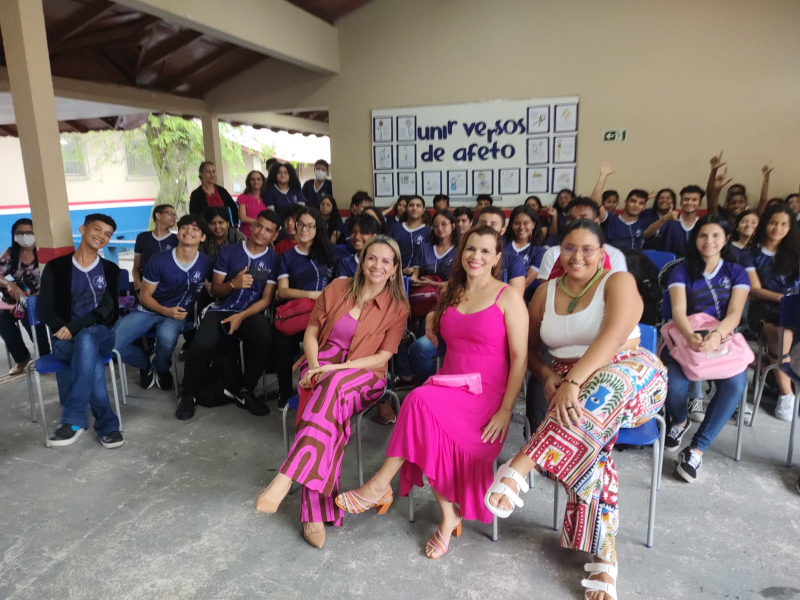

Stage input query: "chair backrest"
[
  {"left": 643, "top": 250, "right": 677, "bottom": 272},
  {"left": 119, "top": 269, "right": 131, "bottom": 293},
  {"left": 779, "top": 294, "right": 800, "bottom": 330},
  {"left": 661, "top": 289, "right": 672, "bottom": 321},
  {"left": 26, "top": 295, "right": 40, "bottom": 327},
  {"left": 638, "top": 323, "right": 657, "bottom": 353},
  {"left": 403, "top": 276, "right": 410, "bottom": 297}
]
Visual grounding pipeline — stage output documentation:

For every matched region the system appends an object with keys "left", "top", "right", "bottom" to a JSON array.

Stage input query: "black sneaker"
[
  {"left": 676, "top": 448, "right": 703, "bottom": 483},
  {"left": 100, "top": 430, "right": 124, "bottom": 449},
  {"left": 236, "top": 390, "right": 270, "bottom": 416},
  {"left": 665, "top": 421, "right": 690, "bottom": 452},
  {"left": 155, "top": 369, "right": 173, "bottom": 391},
  {"left": 49, "top": 423, "right": 84, "bottom": 446},
  {"left": 139, "top": 368, "right": 156, "bottom": 390},
  {"left": 277, "top": 396, "right": 288, "bottom": 410},
  {"left": 176, "top": 393, "right": 196, "bottom": 420}
]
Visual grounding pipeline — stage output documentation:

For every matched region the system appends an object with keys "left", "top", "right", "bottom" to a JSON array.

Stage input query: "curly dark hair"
[
  {"left": 747, "top": 203, "right": 800, "bottom": 277},
  {"left": 266, "top": 162, "right": 301, "bottom": 190}
]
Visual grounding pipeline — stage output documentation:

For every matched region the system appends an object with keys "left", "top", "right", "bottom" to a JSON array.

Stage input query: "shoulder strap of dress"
[{"left": 495, "top": 285, "right": 510, "bottom": 302}]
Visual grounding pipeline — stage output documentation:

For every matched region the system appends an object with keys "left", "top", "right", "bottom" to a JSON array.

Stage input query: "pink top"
[
  {"left": 327, "top": 312, "right": 358, "bottom": 351},
  {"left": 237, "top": 193, "right": 267, "bottom": 238}
]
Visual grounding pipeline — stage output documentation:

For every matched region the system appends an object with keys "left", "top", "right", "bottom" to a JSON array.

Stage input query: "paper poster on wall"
[
  {"left": 372, "top": 95, "right": 579, "bottom": 204},
  {"left": 397, "top": 144, "right": 416, "bottom": 169},
  {"left": 472, "top": 170, "right": 493, "bottom": 195},
  {"left": 398, "top": 172, "right": 417, "bottom": 195},
  {"left": 527, "top": 106, "right": 550, "bottom": 134},
  {"left": 499, "top": 168, "right": 521, "bottom": 195},
  {"left": 422, "top": 171, "right": 442, "bottom": 195},
  {"left": 553, "top": 135, "right": 576, "bottom": 163},
  {"left": 554, "top": 104, "right": 578, "bottom": 132},
  {"left": 373, "top": 145, "right": 393, "bottom": 170},
  {"left": 552, "top": 167, "right": 575, "bottom": 192},
  {"left": 396, "top": 116, "right": 416, "bottom": 142},
  {"left": 526, "top": 137, "right": 549, "bottom": 165},
  {"left": 527, "top": 167, "right": 549, "bottom": 193},
  {"left": 373, "top": 117, "right": 393, "bottom": 142},
  {"left": 375, "top": 172, "right": 394, "bottom": 197},
  {"left": 447, "top": 170, "right": 468, "bottom": 196}
]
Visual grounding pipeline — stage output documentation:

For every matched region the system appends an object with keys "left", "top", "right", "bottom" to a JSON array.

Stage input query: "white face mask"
[
  {"left": 314, "top": 169, "right": 327, "bottom": 182},
  {"left": 14, "top": 233, "right": 35, "bottom": 248}
]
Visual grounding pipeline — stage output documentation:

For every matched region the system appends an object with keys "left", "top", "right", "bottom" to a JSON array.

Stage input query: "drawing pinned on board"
[
  {"left": 554, "top": 103, "right": 578, "bottom": 132},
  {"left": 447, "top": 170, "right": 468, "bottom": 196},
  {"left": 375, "top": 172, "right": 394, "bottom": 197},
  {"left": 472, "top": 169, "right": 493, "bottom": 195},
  {"left": 552, "top": 167, "right": 575, "bottom": 192},
  {"left": 373, "top": 117, "right": 393, "bottom": 142},
  {"left": 422, "top": 171, "right": 442, "bottom": 196},
  {"left": 499, "top": 168, "right": 521, "bottom": 195},
  {"left": 526, "top": 137, "right": 549, "bottom": 165},
  {"left": 397, "top": 116, "right": 416, "bottom": 142},
  {"left": 397, "top": 144, "right": 416, "bottom": 169},
  {"left": 553, "top": 135, "right": 577, "bottom": 163},
  {"left": 398, "top": 171, "right": 417, "bottom": 195},
  {"left": 526, "top": 167, "right": 549, "bottom": 194},
  {"left": 526, "top": 106, "right": 550, "bottom": 134},
  {"left": 373, "top": 145, "right": 393, "bottom": 170}
]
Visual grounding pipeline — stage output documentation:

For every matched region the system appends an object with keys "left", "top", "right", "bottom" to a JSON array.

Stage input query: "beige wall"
[{"left": 208, "top": 0, "right": 800, "bottom": 207}]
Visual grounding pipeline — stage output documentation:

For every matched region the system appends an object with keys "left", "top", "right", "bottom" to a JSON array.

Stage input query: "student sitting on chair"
[
  {"left": 113, "top": 214, "right": 213, "bottom": 391},
  {"left": 132, "top": 204, "right": 178, "bottom": 292},
  {"left": 176, "top": 210, "right": 281, "bottom": 421},
  {"left": 389, "top": 195, "right": 430, "bottom": 275},
  {"left": 38, "top": 214, "right": 123, "bottom": 449},
  {"left": 335, "top": 214, "right": 380, "bottom": 279}
]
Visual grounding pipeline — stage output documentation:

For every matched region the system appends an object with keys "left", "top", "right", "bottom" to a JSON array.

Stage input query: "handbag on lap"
[{"left": 408, "top": 275, "right": 443, "bottom": 321}]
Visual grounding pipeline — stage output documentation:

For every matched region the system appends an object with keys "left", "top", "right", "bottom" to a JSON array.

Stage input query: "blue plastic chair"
[
  {"left": 25, "top": 296, "right": 123, "bottom": 448},
  {"left": 552, "top": 323, "right": 666, "bottom": 548},
  {"left": 643, "top": 250, "right": 677, "bottom": 272},
  {"left": 751, "top": 294, "right": 800, "bottom": 466}
]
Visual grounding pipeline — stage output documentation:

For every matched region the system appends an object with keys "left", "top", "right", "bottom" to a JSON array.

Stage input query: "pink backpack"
[{"left": 660, "top": 313, "right": 754, "bottom": 381}]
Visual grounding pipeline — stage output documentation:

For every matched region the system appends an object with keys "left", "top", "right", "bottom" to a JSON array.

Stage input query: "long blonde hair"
[
  {"left": 345, "top": 235, "right": 409, "bottom": 309},
  {"left": 431, "top": 225, "right": 502, "bottom": 336}
]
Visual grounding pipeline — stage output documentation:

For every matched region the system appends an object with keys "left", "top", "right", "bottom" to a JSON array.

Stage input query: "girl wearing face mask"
[
  {"left": 301, "top": 159, "right": 333, "bottom": 209},
  {"left": 730, "top": 209, "right": 759, "bottom": 261},
  {"left": 0, "top": 219, "right": 51, "bottom": 375}
]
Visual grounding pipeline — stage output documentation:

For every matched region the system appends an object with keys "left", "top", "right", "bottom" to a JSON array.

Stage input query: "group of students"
[{"left": 2, "top": 152, "right": 799, "bottom": 600}]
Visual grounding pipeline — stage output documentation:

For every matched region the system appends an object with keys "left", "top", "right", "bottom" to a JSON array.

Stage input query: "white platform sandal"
[
  {"left": 581, "top": 562, "right": 618, "bottom": 600},
  {"left": 483, "top": 460, "right": 530, "bottom": 518}
]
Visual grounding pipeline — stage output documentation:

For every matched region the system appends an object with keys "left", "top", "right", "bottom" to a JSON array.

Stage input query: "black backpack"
[{"left": 618, "top": 248, "right": 662, "bottom": 326}]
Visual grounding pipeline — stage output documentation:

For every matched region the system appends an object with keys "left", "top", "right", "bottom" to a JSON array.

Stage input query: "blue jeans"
[
  {"left": 409, "top": 336, "right": 446, "bottom": 384},
  {"left": 660, "top": 347, "right": 746, "bottom": 452},
  {"left": 51, "top": 325, "right": 119, "bottom": 436},
  {"left": 113, "top": 310, "right": 186, "bottom": 371}
]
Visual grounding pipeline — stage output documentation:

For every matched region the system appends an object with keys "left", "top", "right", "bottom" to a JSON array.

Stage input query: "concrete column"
[
  {"left": 201, "top": 113, "right": 226, "bottom": 188},
  {"left": 0, "top": 0, "right": 73, "bottom": 262}
]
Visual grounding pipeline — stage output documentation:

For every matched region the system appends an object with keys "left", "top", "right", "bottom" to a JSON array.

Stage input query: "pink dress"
[
  {"left": 237, "top": 193, "right": 267, "bottom": 238},
  {"left": 387, "top": 287, "right": 510, "bottom": 523}
]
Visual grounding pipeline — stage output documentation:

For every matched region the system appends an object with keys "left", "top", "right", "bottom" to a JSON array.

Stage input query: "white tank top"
[{"left": 540, "top": 272, "right": 641, "bottom": 360}]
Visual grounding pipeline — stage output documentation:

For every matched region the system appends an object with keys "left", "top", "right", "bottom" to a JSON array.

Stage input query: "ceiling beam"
[
  {"left": 160, "top": 45, "right": 238, "bottom": 91},
  {"left": 219, "top": 111, "right": 329, "bottom": 136},
  {"left": 65, "top": 120, "right": 90, "bottom": 133},
  {"left": 136, "top": 30, "right": 203, "bottom": 77},
  {"left": 113, "top": 0, "right": 339, "bottom": 74},
  {"left": 47, "top": 0, "right": 116, "bottom": 48},
  {"left": 0, "top": 124, "right": 17, "bottom": 136},
  {"left": 51, "top": 16, "right": 160, "bottom": 55}
]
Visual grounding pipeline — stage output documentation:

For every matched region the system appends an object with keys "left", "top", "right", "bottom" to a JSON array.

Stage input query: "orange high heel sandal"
[
  {"left": 334, "top": 489, "right": 393, "bottom": 514},
  {"left": 425, "top": 521, "right": 462, "bottom": 560}
]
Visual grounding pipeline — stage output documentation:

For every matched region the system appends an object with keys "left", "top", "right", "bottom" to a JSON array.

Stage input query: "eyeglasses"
[
  {"left": 163, "top": 212, "right": 177, "bottom": 218},
  {"left": 562, "top": 244, "right": 600, "bottom": 257},
  {"left": 296, "top": 221, "right": 316, "bottom": 231}
]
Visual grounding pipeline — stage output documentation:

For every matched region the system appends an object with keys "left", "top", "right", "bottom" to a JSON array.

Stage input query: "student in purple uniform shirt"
[
  {"left": 390, "top": 195, "right": 431, "bottom": 273},
  {"left": 113, "top": 215, "right": 213, "bottom": 391},
  {"left": 730, "top": 209, "right": 759, "bottom": 261},
  {"left": 301, "top": 159, "right": 332, "bottom": 209},
  {"left": 383, "top": 196, "right": 408, "bottom": 229},
  {"left": 264, "top": 162, "right": 305, "bottom": 216},
  {"left": 502, "top": 206, "right": 545, "bottom": 292},
  {"left": 274, "top": 207, "right": 335, "bottom": 408},
  {"left": 409, "top": 210, "right": 459, "bottom": 285},
  {"left": 643, "top": 185, "right": 705, "bottom": 257},
  {"left": 38, "top": 214, "right": 123, "bottom": 449},
  {"left": 477, "top": 207, "right": 526, "bottom": 296},
  {"left": 344, "top": 191, "right": 374, "bottom": 235},
  {"left": 177, "top": 211, "right": 282, "bottom": 421},
  {"left": 661, "top": 216, "right": 750, "bottom": 482},
  {"left": 740, "top": 204, "right": 800, "bottom": 422},
  {"left": 336, "top": 215, "right": 380, "bottom": 279},
  {"left": 551, "top": 188, "right": 575, "bottom": 237},
  {"left": 132, "top": 204, "right": 178, "bottom": 291},
  {"left": 320, "top": 195, "right": 347, "bottom": 245}
]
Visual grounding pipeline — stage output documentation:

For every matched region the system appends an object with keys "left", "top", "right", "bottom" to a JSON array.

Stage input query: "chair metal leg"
[
  {"left": 735, "top": 383, "right": 747, "bottom": 462},
  {"left": 172, "top": 347, "right": 180, "bottom": 397},
  {"left": 646, "top": 438, "right": 659, "bottom": 548},
  {"left": 654, "top": 414, "right": 666, "bottom": 490},
  {"left": 34, "top": 372, "right": 50, "bottom": 448},
  {"left": 108, "top": 360, "right": 123, "bottom": 432},
  {"left": 26, "top": 363, "right": 36, "bottom": 422},
  {"left": 112, "top": 350, "right": 128, "bottom": 404},
  {"left": 788, "top": 382, "right": 798, "bottom": 468},
  {"left": 356, "top": 411, "right": 365, "bottom": 487},
  {"left": 408, "top": 486, "right": 415, "bottom": 522},
  {"left": 491, "top": 459, "right": 498, "bottom": 541},
  {"left": 552, "top": 481, "right": 560, "bottom": 531},
  {"left": 751, "top": 363, "right": 776, "bottom": 428},
  {"left": 523, "top": 417, "right": 534, "bottom": 488}
]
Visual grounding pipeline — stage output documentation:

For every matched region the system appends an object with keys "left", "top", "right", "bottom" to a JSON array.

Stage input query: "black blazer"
[
  {"left": 189, "top": 184, "right": 239, "bottom": 227},
  {"left": 39, "top": 253, "right": 120, "bottom": 335}
]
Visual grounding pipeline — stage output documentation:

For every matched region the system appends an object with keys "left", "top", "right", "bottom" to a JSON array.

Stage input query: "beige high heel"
[
  {"left": 255, "top": 477, "right": 291, "bottom": 513},
  {"left": 302, "top": 522, "right": 326, "bottom": 549}
]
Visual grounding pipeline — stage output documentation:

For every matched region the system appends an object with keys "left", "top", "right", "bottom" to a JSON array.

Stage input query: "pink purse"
[
  {"left": 660, "top": 313, "right": 754, "bottom": 381},
  {"left": 425, "top": 373, "right": 482, "bottom": 394}
]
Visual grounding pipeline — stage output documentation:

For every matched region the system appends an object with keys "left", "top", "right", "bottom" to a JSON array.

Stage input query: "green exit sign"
[{"left": 603, "top": 130, "right": 626, "bottom": 142}]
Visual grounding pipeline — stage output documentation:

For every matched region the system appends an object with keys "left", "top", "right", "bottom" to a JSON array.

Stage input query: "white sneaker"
[
  {"left": 688, "top": 397, "right": 706, "bottom": 423},
  {"left": 775, "top": 394, "right": 796, "bottom": 422}
]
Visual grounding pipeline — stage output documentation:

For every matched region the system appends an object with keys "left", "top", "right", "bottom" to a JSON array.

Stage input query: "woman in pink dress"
[
  {"left": 335, "top": 225, "right": 529, "bottom": 559},
  {"left": 237, "top": 170, "right": 268, "bottom": 238}
]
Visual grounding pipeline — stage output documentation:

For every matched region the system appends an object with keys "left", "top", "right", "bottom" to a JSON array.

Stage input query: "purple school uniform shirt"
[
  {"left": 70, "top": 256, "right": 107, "bottom": 319},
  {"left": 667, "top": 260, "right": 749, "bottom": 320},
  {"left": 390, "top": 222, "right": 431, "bottom": 269},
  {"left": 740, "top": 247, "right": 800, "bottom": 295},
  {"left": 417, "top": 243, "right": 456, "bottom": 279},
  {"left": 603, "top": 211, "right": 658, "bottom": 251},
  {"left": 277, "top": 247, "right": 332, "bottom": 292},
  {"left": 140, "top": 249, "right": 213, "bottom": 312},
  {"left": 265, "top": 185, "right": 305, "bottom": 216},
  {"left": 134, "top": 231, "right": 179, "bottom": 276},
  {"left": 504, "top": 240, "right": 545, "bottom": 274},
  {"left": 210, "top": 242, "right": 278, "bottom": 313}
]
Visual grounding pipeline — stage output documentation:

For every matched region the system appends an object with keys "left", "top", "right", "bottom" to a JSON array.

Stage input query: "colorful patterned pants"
[
  {"left": 279, "top": 343, "right": 385, "bottom": 526},
  {"left": 521, "top": 347, "right": 667, "bottom": 562}
]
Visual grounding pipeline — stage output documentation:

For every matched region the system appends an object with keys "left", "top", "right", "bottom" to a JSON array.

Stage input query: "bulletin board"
[{"left": 371, "top": 96, "right": 579, "bottom": 206}]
